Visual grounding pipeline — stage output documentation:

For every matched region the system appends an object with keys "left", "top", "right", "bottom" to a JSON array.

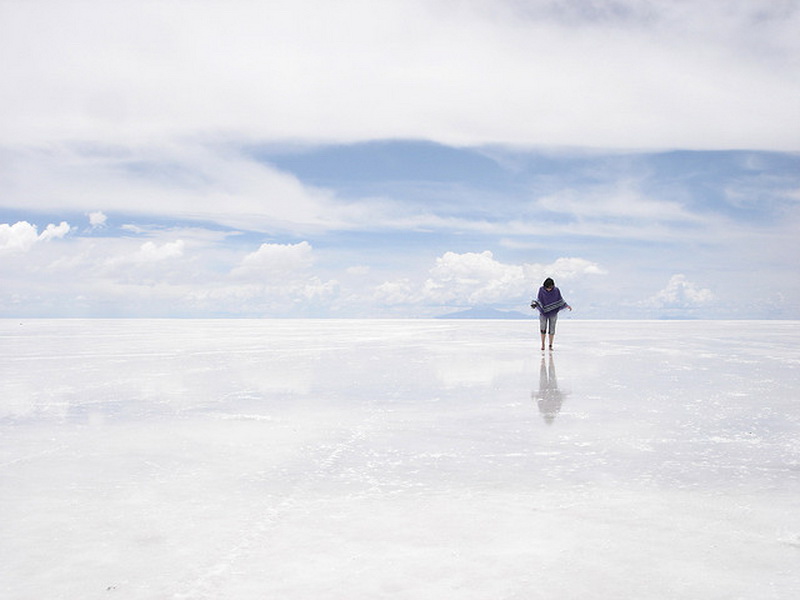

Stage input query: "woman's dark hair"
[{"left": 543, "top": 277, "right": 555, "bottom": 289}]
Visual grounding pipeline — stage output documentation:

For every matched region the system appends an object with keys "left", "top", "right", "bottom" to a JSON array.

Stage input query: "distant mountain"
[{"left": 436, "top": 307, "right": 531, "bottom": 320}]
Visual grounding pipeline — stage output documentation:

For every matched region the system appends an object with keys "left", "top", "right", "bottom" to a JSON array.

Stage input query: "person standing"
[{"left": 531, "top": 277, "right": 572, "bottom": 351}]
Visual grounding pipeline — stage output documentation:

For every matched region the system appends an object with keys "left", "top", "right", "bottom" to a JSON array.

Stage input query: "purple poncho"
[{"left": 536, "top": 286, "right": 567, "bottom": 315}]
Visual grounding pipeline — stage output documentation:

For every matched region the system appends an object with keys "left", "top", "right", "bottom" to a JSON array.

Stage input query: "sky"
[{"left": 1, "top": 0, "right": 799, "bottom": 319}]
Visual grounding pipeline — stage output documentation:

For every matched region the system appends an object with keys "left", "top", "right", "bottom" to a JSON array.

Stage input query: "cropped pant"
[{"left": 539, "top": 312, "right": 558, "bottom": 335}]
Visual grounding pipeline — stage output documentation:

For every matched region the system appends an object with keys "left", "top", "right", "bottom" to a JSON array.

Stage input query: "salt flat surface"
[{"left": 1, "top": 319, "right": 799, "bottom": 599}]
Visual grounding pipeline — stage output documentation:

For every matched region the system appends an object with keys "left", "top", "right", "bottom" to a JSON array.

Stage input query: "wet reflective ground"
[{"left": 2, "top": 319, "right": 799, "bottom": 598}]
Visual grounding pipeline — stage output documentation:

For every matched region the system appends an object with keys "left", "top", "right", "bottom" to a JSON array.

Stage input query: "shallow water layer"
[{"left": 1, "top": 319, "right": 799, "bottom": 599}]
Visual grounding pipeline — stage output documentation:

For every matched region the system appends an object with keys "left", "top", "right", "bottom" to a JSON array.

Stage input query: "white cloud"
[
  {"left": 39, "top": 221, "right": 71, "bottom": 242},
  {"left": 0, "top": 222, "right": 39, "bottom": 253},
  {"left": 646, "top": 274, "right": 714, "bottom": 309},
  {"left": 90, "top": 239, "right": 190, "bottom": 292},
  {"left": 424, "top": 251, "right": 527, "bottom": 305},
  {"left": 136, "top": 240, "right": 185, "bottom": 262},
  {"left": 232, "top": 241, "right": 314, "bottom": 279},
  {"left": 103, "top": 239, "right": 185, "bottom": 267},
  {"left": 535, "top": 184, "right": 701, "bottom": 223},
  {"left": 375, "top": 279, "right": 415, "bottom": 306},
  {"left": 0, "top": 0, "right": 797, "bottom": 150},
  {"left": 0, "top": 220, "right": 70, "bottom": 253},
  {"left": 0, "top": 144, "right": 348, "bottom": 234},
  {"left": 221, "top": 241, "right": 340, "bottom": 314},
  {"left": 88, "top": 211, "right": 107, "bottom": 228},
  {"left": 376, "top": 250, "right": 606, "bottom": 308},
  {"left": 546, "top": 257, "right": 608, "bottom": 280}
]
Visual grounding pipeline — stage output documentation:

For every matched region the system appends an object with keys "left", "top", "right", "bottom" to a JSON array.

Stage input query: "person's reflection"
[{"left": 533, "top": 355, "right": 566, "bottom": 425}]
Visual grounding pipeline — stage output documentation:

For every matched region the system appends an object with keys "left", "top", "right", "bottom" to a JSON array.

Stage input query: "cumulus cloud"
[
  {"left": 376, "top": 250, "right": 605, "bottom": 308},
  {"left": 0, "top": 222, "right": 39, "bottom": 253},
  {"left": 646, "top": 274, "right": 714, "bottom": 309},
  {"left": 39, "top": 222, "right": 71, "bottom": 241},
  {"left": 0, "top": 221, "right": 70, "bottom": 253},
  {"left": 218, "top": 241, "right": 340, "bottom": 314},
  {"left": 232, "top": 241, "right": 314, "bottom": 279},
  {"left": 136, "top": 240, "right": 185, "bottom": 262},
  {"left": 547, "top": 257, "right": 608, "bottom": 280},
  {"left": 88, "top": 211, "right": 107, "bottom": 228}
]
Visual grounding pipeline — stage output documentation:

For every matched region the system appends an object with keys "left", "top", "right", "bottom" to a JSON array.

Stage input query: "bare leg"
[
  {"left": 549, "top": 333, "right": 554, "bottom": 350},
  {"left": 540, "top": 332, "right": 546, "bottom": 351}
]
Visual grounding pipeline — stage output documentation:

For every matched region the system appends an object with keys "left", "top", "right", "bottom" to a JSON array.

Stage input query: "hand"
[{"left": 567, "top": 305, "right": 572, "bottom": 311}]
